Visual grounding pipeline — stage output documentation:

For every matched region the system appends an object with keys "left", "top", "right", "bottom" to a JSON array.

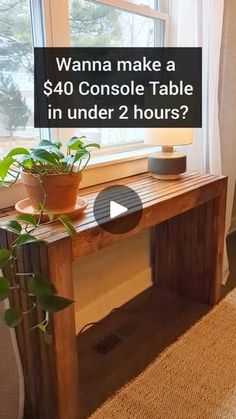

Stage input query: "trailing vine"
[
  {"left": 0, "top": 136, "right": 100, "bottom": 342},
  {"left": 0, "top": 209, "right": 76, "bottom": 343}
]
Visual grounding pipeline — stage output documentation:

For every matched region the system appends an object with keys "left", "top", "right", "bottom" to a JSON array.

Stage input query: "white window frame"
[
  {"left": 0, "top": 0, "right": 170, "bottom": 207},
  {"left": 42, "top": 0, "right": 170, "bottom": 153},
  {"left": 42, "top": 0, "right": 170, "bottom": 45}
]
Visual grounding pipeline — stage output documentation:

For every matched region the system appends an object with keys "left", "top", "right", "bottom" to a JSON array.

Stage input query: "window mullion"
[
  {"left": 41, "top": 0, "right": 170, "bottom": 149},
  {"left": 42, "top": 0, "right": 74, "bottom": 143},
  {"left": 42, "top": 0, "right": 70, "bottom": 47},
  {"left": 30, "top": 0, "right": 51, "bottom": 140},
  {"left": 30, "top": 0, "right": 45, "bottom": 47},
  {"left": 94, "top": 0, "right": 169, "bottom": 21}
]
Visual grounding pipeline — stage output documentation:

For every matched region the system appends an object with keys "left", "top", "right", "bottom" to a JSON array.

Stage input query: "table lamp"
[{"left": 145, "top": 128, "right": 193, "bottom": 180}]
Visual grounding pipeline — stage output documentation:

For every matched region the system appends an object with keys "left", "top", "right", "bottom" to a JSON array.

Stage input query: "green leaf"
[
  {"left": 6, "top": 148, "right": 30, "bottom": 158},
  {"left": 73, "top": 149, "right": 89, "bottom": 164},
  {"left": 0, "top": 220, "right": 22, "bottom": 234},
  {"left": 58, "top": 215, "right": 76, "bottom": 237},
  {"left": 36, "top": 202, "right": 44, "bottom": 212},
  {"left": 38, "top": 139, "right": 62, "bottom": 149},
  {"left": 38, "top": 323, "right": 47, "bottom": 333},
  {"left": 30, "top": 148, "right": 59, "bottom": 165},
  {"left": 39, "top": 146, "right": 64, "bottom": 159},
  {"left": 27, "top": 274, "right": 56, "bottom": 297},
  {"left": 14, "top": 154, "right": 32, "bottom": 169},
  {"left": 0, "top": 156, "right": 13, "bottom": 180},
  {"left": 0, "top": 277, "right": 10, "bottom": 301},
  {"left": 38, "top": 295, "right": 73, "bottom": 313},
  {"left": 4, "top": 307, "right": 22, "bottom": 328},
  {"left": 47, "top": 213, "right": 54, "bottom": 222},
  {"left": 84, "top": 143, "right": 100, "bottom": 149},
  {"left": 38, "top": 139, "right": 52, "bottom": 147},
  {"left": 38, "top": 324, "right": 53, "bottom": 344},
  {"left": 0, "top": 249, "right": 11, "bottom": 268},
  {"left": 13, "top": 233, "right": 38, "bottom": 247},
  {"left": 16, "top": 214, "right": 36, "bottom": 226},
  {"left": 67, "top": 136, "right": 86, "bottom": 150}
]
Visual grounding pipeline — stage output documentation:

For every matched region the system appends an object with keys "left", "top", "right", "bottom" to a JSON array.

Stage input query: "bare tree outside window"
[
  {"left": 69, "top": 0, "right": 163, "bottom": 147},
  {"left": 0, "top": 73, "right": 30, "bottom": 137},
  {"left": 0, "top": 0, "right": 38, "bottom": 156},
  {"left": 0, "top": 0, "right": 166, "bottom": 155}
]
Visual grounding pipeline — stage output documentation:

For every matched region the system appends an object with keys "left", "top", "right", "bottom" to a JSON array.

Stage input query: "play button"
[
  {"left": 93, "top": 185, "right": 143, "bottom": 234},
  {"left": 110, "top": 201, "right": 128, "bottom": 219}
]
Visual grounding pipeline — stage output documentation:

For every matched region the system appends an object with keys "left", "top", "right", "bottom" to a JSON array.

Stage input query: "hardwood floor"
[{"left": 78, "top": 231, "right": 236, "bottom": 419}]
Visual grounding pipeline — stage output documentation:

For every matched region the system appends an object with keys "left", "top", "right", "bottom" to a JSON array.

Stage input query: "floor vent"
[
  {"left": 94, "top": 334, "right": 123, "bottom": 355},
  {"left": 94, "top": 319, "right": 140, "bottom": 356}
]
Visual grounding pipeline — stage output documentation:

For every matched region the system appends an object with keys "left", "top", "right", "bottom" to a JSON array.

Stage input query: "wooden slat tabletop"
[{"left": 0, "top": 172, "right": 225, "bottom": 248}]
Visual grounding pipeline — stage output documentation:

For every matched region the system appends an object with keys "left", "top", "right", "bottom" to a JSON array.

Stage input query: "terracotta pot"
[{"left": 21, "top": 171, "right": 82, "bottom": 212}]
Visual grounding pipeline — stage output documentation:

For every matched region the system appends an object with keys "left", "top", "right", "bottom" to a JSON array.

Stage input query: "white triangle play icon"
[{"left": 110, "top": 200, "right": 128, "bottom": 219}]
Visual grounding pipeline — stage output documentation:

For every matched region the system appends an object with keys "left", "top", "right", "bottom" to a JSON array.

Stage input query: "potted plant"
[{"left": 0, "top": 136, "right": 99, "bottom": 342}]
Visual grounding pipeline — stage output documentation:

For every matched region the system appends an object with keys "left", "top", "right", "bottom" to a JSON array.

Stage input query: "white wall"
[
  {"left": 219, "top": 0, "right": 236, "bottom": 234},
  {"left": 231, "top": 188, "right": 236, "bottom": 232},
  {"left": 73, "top": 229, "right": 151, "bottom": 333},
  {"left": 0, "top": 303, "right": 23, "bottom": 419}
]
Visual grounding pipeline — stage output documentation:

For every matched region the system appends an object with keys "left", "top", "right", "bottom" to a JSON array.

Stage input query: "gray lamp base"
[
  {"left": 152, "top": 173, "right": 181, "bottom": 180},
  {"left": 148, "top": 151, "right": 186, "bottom": 180}
]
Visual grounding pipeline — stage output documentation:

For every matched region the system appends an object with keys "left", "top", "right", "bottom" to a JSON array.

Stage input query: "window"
[
  {"left": 69, "top": 0, "right": 168, "bottom": 149},
  {"left": 0, "top": 0, "right": 169, "bottom": 157},
  {"left": 0, "top": 0, "right": 40, "bottom": 156}
]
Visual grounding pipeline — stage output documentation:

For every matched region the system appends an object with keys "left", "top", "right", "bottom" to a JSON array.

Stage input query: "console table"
[{"left": 0, "top": 172, "right": 227, "bottom": 419}]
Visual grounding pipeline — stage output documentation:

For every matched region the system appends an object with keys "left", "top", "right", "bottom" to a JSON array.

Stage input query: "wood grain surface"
[{"left": 0, "top": 172, "right": 227, "bottom": 419}]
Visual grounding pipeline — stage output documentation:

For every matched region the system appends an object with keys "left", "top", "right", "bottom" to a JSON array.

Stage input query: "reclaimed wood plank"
[
  {"left": 151, "top": 177, "right": 228, "bottom": 304},
  {"left": 35, "top": 174, "right": 221, "bottom": 243},
  {"left": 71, "top": 179, "right": 226, "bottom": 259},
  {"left": 0, "top": 232, "right": 79, "bottom": 419},
  {"left": 0, "top": 172, "right": 227, "bottom": 418}
]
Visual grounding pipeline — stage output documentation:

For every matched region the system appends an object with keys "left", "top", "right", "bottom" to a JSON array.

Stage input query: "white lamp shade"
[{"left": 145, "top": 128, "right": 193, "bottom": 146}]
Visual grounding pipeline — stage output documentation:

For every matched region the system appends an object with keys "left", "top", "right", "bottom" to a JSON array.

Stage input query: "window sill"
[
  {"left": 88, "top": 146, "right": 159, "bottom": 169},
  {"left": 0, "top": 146, "right": 158, "bottom": 209}
]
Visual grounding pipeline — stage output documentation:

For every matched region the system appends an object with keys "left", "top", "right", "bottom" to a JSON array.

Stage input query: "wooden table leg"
[
  {"left": 0, "top": 233, "right": 79, "bottom": 419},
  {"left": 150, "top": 182, "right": 227, "bottom": 305},
  {"left": 46, "top": 239, "right": 79, "bottom": 419}
]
